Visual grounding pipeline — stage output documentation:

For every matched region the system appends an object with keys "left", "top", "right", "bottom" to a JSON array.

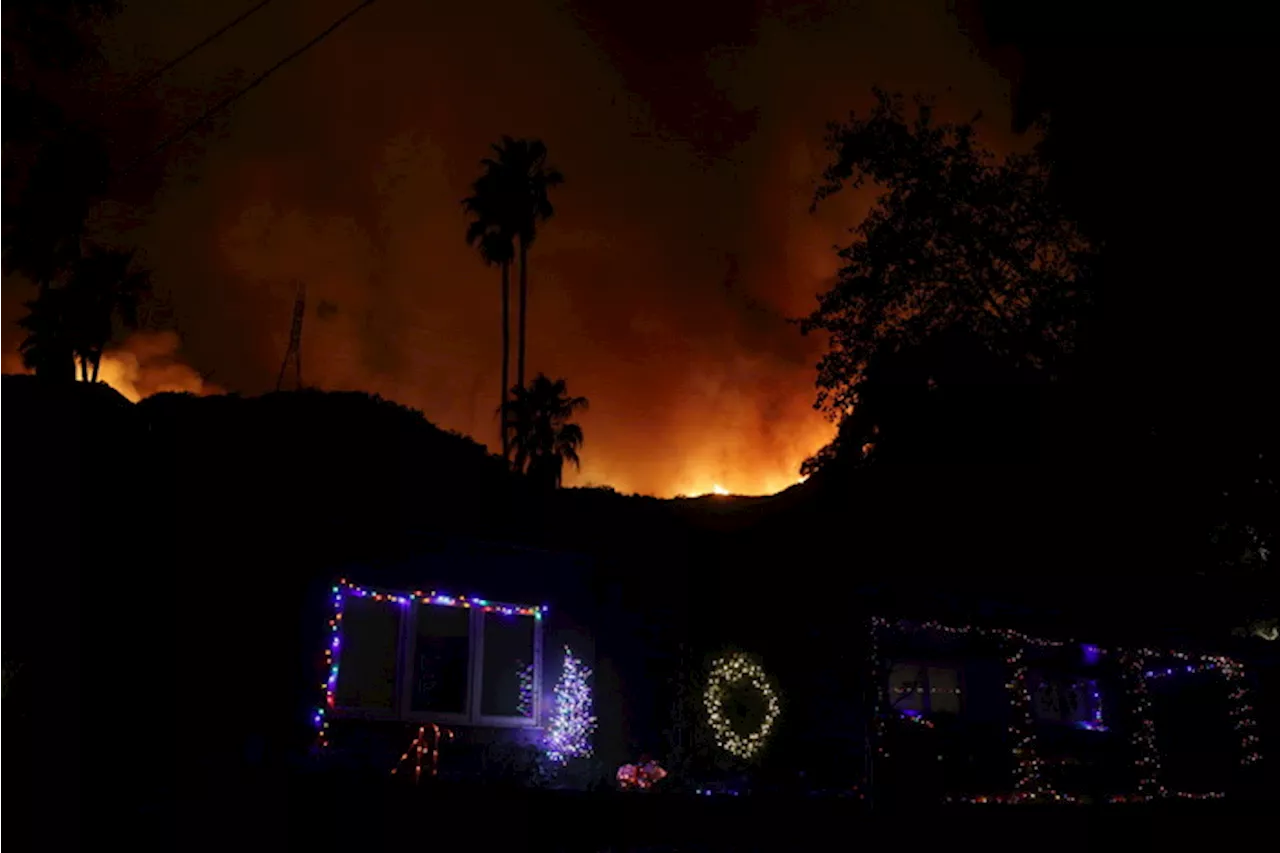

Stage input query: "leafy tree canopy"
[{"left": 799, "top": 89, "right": 1094, "bottom": 419}]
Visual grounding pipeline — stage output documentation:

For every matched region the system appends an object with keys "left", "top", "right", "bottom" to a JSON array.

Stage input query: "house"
[
  {"left": 310, "top": 535, "right": 1270, "bottom": 804},
  {"left": 865, "top": 615, "right": 1265, "bottom": 804}
]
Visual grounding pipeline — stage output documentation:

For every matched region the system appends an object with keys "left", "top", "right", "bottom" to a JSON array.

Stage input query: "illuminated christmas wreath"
[{"left": 704, "top": 653, "right": 781, "bottom": 759}]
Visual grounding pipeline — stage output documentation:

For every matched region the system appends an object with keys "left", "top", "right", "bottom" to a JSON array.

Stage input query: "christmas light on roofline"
[{"left": 315, "top": 579, "right": 548, "bottom": 747}]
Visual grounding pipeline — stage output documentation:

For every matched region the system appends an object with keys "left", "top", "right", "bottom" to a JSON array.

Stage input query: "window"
[
  {"left": 410, "top": 604, "right": 470, "bottom": 715},
  {"left": 331, "top": 585, "right": 542, "bottom": 727},
  {"left": 479, "top": 611, "right": 538, "bottom": 720},
  {"left": 888, "top": 662, "right": 963, "bottom": 715},
  {"left": 1031, "top": 675, "right": 1102, "bottom": 728},
  {"left": 334, "top": 595, "right": 401, "bottom": 710}
]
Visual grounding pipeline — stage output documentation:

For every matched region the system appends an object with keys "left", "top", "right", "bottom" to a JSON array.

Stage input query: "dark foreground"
[{"left": 25, "top": 766, "right": 1274, "bottom": 852}]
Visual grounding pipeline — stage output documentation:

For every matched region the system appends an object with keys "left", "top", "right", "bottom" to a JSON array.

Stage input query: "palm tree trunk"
[
  {"left": 517, "top": 238, "right": 528, "bottom": 399},
  {"left": 90, "top": 353, "right": 101, "bottom": 383},
  {"left": 501, "top": 259, "right": 512, "bottom": 464}
]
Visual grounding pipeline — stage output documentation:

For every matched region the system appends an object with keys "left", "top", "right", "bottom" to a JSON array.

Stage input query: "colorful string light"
[
  {"left": 516, "top": 661, "right": 535, "bottom": 719},
  {"left": 617, "top": 759, "right": 668, "bottom": 790},
  {"left": 545, "top": 646, "right": 597, "bottom": 764},
  {"left": 704, "top": 653, "right": 781, "bottom": 760},
  {"left": 315, "top": 579, "right": 548, "bottom": 747}
]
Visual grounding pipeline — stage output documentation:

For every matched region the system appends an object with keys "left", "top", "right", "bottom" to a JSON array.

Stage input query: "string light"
[
  {"left": 704, "top": 653, "right": 781, "bottom": 760},
  {"left": 872, "top": 618, "right": 1092, "bottom": 804},
  {"left": 545, "top": 646, "right": 597, "bottom": 764},
  {"left": 1004, "top": 640, "right": 1047, "bottom": 798},
  {"left": 870, "top": 619, "right": 889, "bottom": 761},
  {"left": 315, "top": 579, "right": 548, "bottom": 748},
  {"left": 617, "top": 760, "right": 668, "bottom": 790},
  {"left": 1122, "top": 647, "right": 1263, "bottom": 799}
]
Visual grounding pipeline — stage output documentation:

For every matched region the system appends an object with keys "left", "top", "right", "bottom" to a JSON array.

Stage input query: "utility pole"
[{"left": 276, "top": 281, "right": 305, "bottom": 391}]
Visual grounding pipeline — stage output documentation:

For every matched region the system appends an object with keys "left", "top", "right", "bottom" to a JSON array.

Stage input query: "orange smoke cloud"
[{"left": 89, "top": 331, "right": 223, "bottom": 402}]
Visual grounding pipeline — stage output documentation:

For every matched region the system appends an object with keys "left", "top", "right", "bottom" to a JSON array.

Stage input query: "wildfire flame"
[{"left": 5, "top": 331, "right": 822, "bottom": 498}]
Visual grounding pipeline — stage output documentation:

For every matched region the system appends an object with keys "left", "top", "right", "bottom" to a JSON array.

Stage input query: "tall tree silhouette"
[
  {"left": 957, "top": 3, "right": 1275, "bottom": 630},
  {"left": 485, "top": 138, "right": 563, "bottom": 396},
  {"left": 799, "top": 89, "right": 1093, "bottom": 421},
  {"left": 18, "top": 244, "right": 152, "bottom": 382},
  {"left": 4, "top": 1, "right": 120, "bottom": 287},
  {"left": 502, "top": 374, "right": 587, "bottom": 490},
  {"left": 464, "top": 137, "right": 564, "bottom": 463},
  {"left": 463, "top": 170, "right": 517, "bottom": 461},
  {"left": 16, "top": 284, "right": 75, "bottom": 380},
  {"left": 65, "top": 245, "right": 150, "bottom": 381}
]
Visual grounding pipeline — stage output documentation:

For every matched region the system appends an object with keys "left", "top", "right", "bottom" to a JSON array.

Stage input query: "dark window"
[
  {"left": 480, "top": 612, "right": 536, "bottom": 718},
  {"left": 1031, "top": 676, "right": 1098, "bottom": 726},
  {"left": 335, "top": 596, "right": 401, "bottom": 710},
  {"left": 410, "top": 604, "right": 470, "bottom": 714},
  {"left": 888, "top": 662, "right": 963, "bottom": 715}
]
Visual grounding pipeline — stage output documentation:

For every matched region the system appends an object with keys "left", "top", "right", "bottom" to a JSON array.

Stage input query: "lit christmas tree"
[{"left": 545, "top": 646, "right": 597, "bottom": 764}]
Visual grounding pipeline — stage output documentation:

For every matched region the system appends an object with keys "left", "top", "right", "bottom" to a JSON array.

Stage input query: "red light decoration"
[
  {"left": 392, "top": 723, "right": 454, "bottom": 783},
  {"left": 617, "top": 759, "right": 668, "bottom": 790}
]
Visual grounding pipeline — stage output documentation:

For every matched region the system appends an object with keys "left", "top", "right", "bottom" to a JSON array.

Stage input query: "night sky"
[{"left": 2, "top": 0, "right": 1029, "bottom": 496}]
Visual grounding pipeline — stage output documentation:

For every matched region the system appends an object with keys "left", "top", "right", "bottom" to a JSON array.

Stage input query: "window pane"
[
  {"left": 1059, "top": 680, "right": 1088, "bottom": 723},
  {"left": 929, "top": 667, "right": 961, "bottom": 714},
  {"left": 480, "top": 612, "right": 536, "bottom": 718},
  {"left": 335, "top": 595, "right": 400, "bottom": 710},
  {"left": 411, "top": 604, "right": 470, "bottom": 714},
  {"left": 888, "top": 663, "right": 926, "bottom": 714},
  {"left": 1033, "top": 676, "right": 1062, "bottom": 721}
]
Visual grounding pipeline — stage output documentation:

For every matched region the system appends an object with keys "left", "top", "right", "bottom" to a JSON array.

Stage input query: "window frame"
[{"left": 330, "top": 583, "right": 543, "bottom": 729}]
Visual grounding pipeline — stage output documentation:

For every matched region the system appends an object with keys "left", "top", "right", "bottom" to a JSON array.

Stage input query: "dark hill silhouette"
[
  {"left": 2, "top": 372, "right": 1249, "bottom": 650},
  {"left": 4, "top": 373, "right": 1268, "bottom": 840}
]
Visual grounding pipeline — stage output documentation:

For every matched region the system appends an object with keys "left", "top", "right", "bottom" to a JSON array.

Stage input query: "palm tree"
[
  {"left": 468, "top": 137, "right": 564, "bottom": 405},
  {"left": 502, "top": 374, "right": 588, "bottom": 489},
  {"left": 17, "top": 284, "right": 76, "bottom": 380},
  {"left": 464, "top": 165, "right": 517, "bottom": 461},
  {"left": 63, "top": 245, "right": 151, "bottom": 381},
  {"left": 504, "top": 139, "right": 563, "bottom": 399}
]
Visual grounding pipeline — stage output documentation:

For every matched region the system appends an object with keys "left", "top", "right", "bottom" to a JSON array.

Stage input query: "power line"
[
  {"left": 121, "top": 0, "right": 279, "bottom": 98},
  {"left": 118, "top": 0, "right": 378, "bottom": 180}
]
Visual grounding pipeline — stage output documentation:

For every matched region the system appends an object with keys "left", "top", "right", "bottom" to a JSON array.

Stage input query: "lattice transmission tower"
[{"left": 276, "top": 281, "right": 306, "bottom": 391}]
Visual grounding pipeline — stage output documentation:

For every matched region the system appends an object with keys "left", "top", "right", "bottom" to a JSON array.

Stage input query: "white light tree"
[{"left": 545, "top": 646, "right": 597, "bottom": 764}]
